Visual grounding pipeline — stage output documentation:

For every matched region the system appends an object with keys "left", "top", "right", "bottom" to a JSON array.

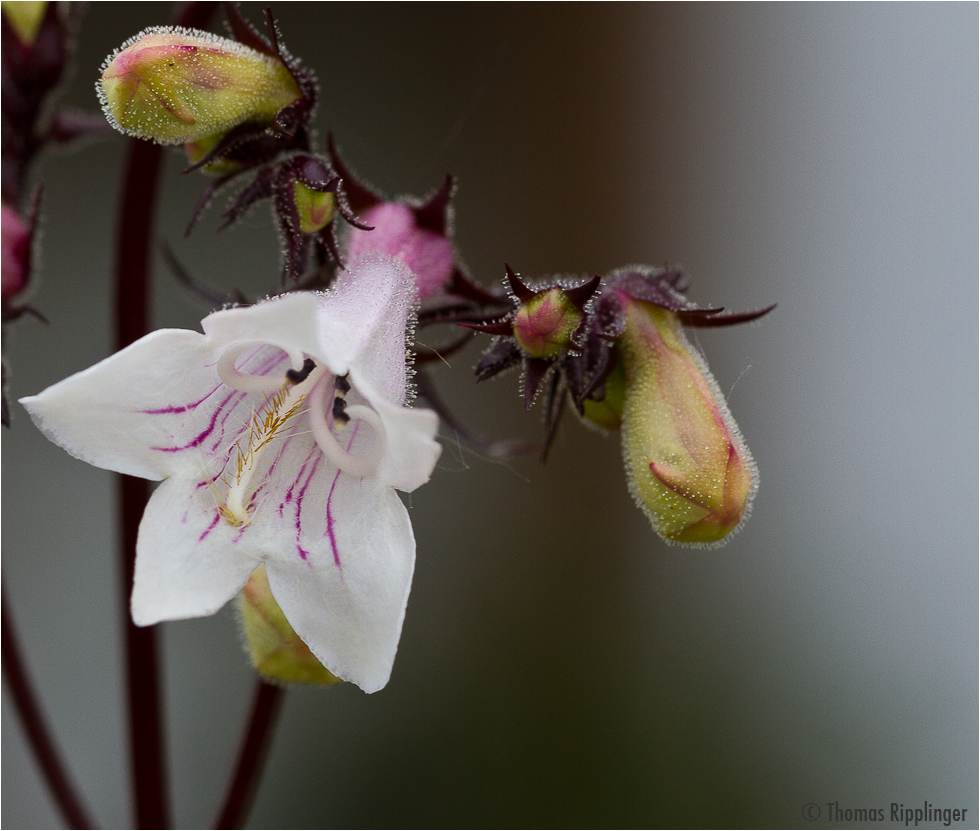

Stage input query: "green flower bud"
[
  {"left": 98, "top": 27, "right": 302, "bottom": 145},
  {"left": 2, "top": 1, "right": 47, "bottom": 46},
  {"left": 620, "top": 299, "right": 756, "bottom": 546},
  {"left": 513, "top": 288, "right": 583, "bottom": 358},
  {"left": 238, "top": 565, "right": 341, "bottom": 685},
  {"left": 292, "top": 181, "right": 336, "bottom": 234}
]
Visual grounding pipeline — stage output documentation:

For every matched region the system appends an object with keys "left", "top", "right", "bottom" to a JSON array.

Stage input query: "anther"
[
  {"left": 332, "top": 396, "right": 349, "bottom": 425},
  {"left": 286, "top": 357, "right": 317, "bottom": 385},
  {"left": 334, "top": 374, "right": 351, "bottom": 394}
]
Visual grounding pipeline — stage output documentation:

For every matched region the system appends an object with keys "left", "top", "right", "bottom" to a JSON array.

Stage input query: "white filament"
[{"left": 217, "top": 341, "right": 306, "bottom": 394}]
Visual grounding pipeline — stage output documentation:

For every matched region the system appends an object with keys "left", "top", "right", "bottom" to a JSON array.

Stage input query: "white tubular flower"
[{"left": 20, "top": 256, "right": 441, "bottom": 693}]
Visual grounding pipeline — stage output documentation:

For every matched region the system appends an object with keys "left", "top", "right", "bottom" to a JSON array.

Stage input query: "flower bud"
[
  {"left": 2, "top": 1, "right": 47, "bottom": 46},
  {"left": 345, "top": 203, "right": 454, "bottom": 300},
  {"left": 512, "top": 288, "right": 583, "bottom": 358},
  {"left": 98, "top": 27, "right": 302, "bottom": 145},
  {"left": 619, "top": 298, "right": 756, "bottom": 546},
  {"left": 2, "top": 203, "right": 31, "bottom": 301},
  {"left": 238, "top": 565, "right": 341, "bottom": 685},
  {"left": 292, "top": 182, "right": 336, "bottom": 234}
]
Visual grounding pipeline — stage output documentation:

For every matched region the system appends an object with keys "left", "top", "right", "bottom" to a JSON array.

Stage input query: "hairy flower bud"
[
  {"left": 619, "top": 298, "right": 757, "bottom": 546},
  {"left": 513, "top": 288, "right": 583, "bottom": 358},
  {"left": 98, "top": 27, "right": 302, "bottom": 145},
  {"left": 2, "top": 1, "right": 47, "bottom": 46},
  {"left": 292, "top": 181, "right": 336, "bottom": 234},
  {"left": 239, "top": 565, "right": 341, "bottom": 685}
]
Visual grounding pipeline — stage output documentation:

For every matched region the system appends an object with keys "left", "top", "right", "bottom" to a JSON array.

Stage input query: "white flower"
[{"left": 20, "top": 257, "right": 441, "bottom": 693}]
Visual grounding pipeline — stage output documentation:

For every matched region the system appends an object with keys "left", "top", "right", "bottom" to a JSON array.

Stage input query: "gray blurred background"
[{"left": 2, "top": 3, "right": 976, "bottom": 828}]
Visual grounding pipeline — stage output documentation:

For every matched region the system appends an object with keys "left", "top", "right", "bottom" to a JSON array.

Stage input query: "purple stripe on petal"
[
  {"left": 198, "top": 513, "right": 220, "bottom": 542},
  {"left": 139, "top": 383, "right": 221, "bottom": 414},
  {"left": 324, "top": 424, "right": 360, "bottom": 572},
  {"left": 325, "top": 468, "right": 343, "bottom": 570}
]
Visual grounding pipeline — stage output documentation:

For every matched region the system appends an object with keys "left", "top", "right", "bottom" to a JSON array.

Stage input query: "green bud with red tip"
[
  {"left": 513, "top": 288, "right": 583, "bottom": 358},
  {"left": 238, "top": 565, "right": 341, "bottom": 685},
  {"left": 98, "top": 27, "right": 302, "bottom": 145},
  {"left": 619, "top": 298, "right": 757, "bottom": 546}
]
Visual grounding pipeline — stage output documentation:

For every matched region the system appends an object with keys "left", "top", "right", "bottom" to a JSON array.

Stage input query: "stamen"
[
  {"left": 309, "top": 374, "right": 386, "bottom": 478},
  {"left": 286, "top": 357, "right": 317, "bottom": 385},
  {"left": 332, "top": 396, "right": 349, "bottom": 425},
  {"left": 217, "top": 341, "right": 306, "bottom": 393}
]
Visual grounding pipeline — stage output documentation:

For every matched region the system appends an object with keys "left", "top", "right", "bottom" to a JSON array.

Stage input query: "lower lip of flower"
[{"left": 214, "top": 345, "right": 387, "bottom": 527}]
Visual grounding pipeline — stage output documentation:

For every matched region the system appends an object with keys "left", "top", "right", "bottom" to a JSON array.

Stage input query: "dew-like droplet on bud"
[
  {"left": 98, "top": 27, "right": 302, "bottom": 145},
  {"left": 619, "top": 298, "right": 756, "bottom": 546},
  {"left": 238, "top": 564, "right": 341, "bottom": 685}
]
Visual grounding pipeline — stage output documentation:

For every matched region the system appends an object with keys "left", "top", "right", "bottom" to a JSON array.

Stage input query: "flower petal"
[
  {"left": 201, "top": 291, "right": 322, "bottom": 362},
  {"left": 318, "top": 255, "right": 417, "bottom": 403},
  {"left": 19, "top": 329, "right": 219, "bottom": 480},
  {"left": 353, "top": 373, "right": 441, "bottom": 492},
  {"left": 132, "top": 475, "right": 262, "bottom": 624},
  {"left": 264, "top": 478, "right": 415, "bottom": 693}
]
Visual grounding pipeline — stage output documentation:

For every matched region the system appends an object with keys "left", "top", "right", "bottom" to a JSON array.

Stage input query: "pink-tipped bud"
[
  {"left": 345, "top": 203, "right": 454, "bottom": 300},
  {"left": 238, "top": 565, "right": 341, "bottom": 685},
  {"left": 2, "top": 203, "right": 31, "bottom": 301},
  {"left": 619, "top": 298, "right": 756, "bottom": 546},
  {"left": 98, "top": 27, "right": 302, "bottom": 145},
  {"left": 2, "top": 1, "right": 47, "bottom": 47},
  {"left": 512, "top": 288, "right": 583, "bottom": 359}
]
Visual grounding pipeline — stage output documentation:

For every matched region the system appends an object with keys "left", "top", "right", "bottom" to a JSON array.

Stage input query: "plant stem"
[
  {"left": 111, "top": 8, "right": 217, "bottom": 827},
  {"left": 214, "top": 681, "right": 284, "bottom": 829},
  {"left": 115, "top": 136, "right": 169, "bottom": 830},
  {"left": 1, "top": 582, "right": 96, "bottom": 829}
]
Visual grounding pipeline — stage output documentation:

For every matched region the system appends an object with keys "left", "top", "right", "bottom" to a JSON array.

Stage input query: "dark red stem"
[
  {"left": 1, "top": 582, "right": 96, "bottom": 829},
  {"left": 213, "top": 681, "right": 284, "bottom": 829},
  {"left": 113, "top": 8, "right": 219, "bottom": 827},
  {"left": 115, "top": 136, "right": 169, "bottom": 831}
]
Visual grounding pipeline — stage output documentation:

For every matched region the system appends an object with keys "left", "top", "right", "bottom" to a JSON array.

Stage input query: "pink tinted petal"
[
  {"left": 346, "top": 203, "right": 453, "bottom": 300},
  {"left": 318, "top": 256, "right": 417, "bottom": 402}
]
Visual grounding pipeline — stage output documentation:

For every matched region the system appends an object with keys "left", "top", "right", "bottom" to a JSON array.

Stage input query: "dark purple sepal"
[
  {"left": 563, "top": 274, "right": 602, "bottom": 312},
  {"left": 222, "top": 2, "right": 277, "bottom": 57},
  {"left": 475, "top": 339, "right": 522, "bottom": 382},
  {"left": 610, "top": 265, "right": 712, "bottom": 313},
  {"left": 503, "top": 264, "right": 536, "bottom": 304},
  {"left": 522, "top": 357, "right": 552, "bottom": 411},
  {"left": 412, "top": 174, "right": 454, "bottom": 236},
  {"left": 218, "top": 166, "right": 275, "bottom": 231},
  {"left": 325, "top": 132, "right": 382, "bottom": 213},
  {"left": 461, "top": 319, "right": 514, "bottom": 336},
  {"left": 680, "top": 303, "right": 777, "bottom": 328},
  {"left": 444, "top": 267, "right": 510, "bottom": 308}
]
